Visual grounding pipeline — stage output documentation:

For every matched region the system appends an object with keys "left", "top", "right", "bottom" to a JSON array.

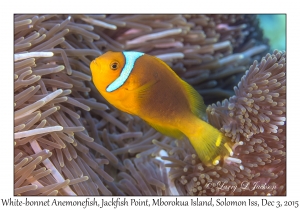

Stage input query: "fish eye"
[{"left": 110, "top": 61, "right": 119, "bottom": 70}]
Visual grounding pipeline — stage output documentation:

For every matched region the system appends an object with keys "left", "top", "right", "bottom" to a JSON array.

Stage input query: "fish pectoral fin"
[
  {"left": 146, "top": 120, "right": 185, "bottom": 140},
  {"left": 135, "top": 79, "right": 160, "bottom": 98}
]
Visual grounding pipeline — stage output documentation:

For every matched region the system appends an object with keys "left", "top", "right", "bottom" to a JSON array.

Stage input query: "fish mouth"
[
  {"left": 93, "top": 59, "right": 99, "bottom": 67},
  {"left": 90, "top": 59, "right": 101, "bottom": 74}
]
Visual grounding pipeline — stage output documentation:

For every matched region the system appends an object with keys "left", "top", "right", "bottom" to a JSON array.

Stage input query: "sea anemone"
[
  {"left": 14, "top": 14, "right": 285, "bottom": 196},
  {"left": 158, "top": 50, "right": 286, "bottom": 195}
]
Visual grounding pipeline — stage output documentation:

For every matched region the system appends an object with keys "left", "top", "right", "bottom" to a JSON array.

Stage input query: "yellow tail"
[{"left": 187, "top": 120, "right": 233, "bottom": 166}]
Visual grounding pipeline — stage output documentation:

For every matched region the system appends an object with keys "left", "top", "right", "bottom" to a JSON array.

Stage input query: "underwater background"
[
  {"left": 13, "top": 14, "right": 286, "bottom": 196},
  {"left": 258, "top": 14, "right": 286, "bottom": 51}
]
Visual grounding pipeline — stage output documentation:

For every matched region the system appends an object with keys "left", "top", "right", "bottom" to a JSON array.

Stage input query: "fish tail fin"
[{"left": 188, "top": 120, "right": 234, "bottom": 166}]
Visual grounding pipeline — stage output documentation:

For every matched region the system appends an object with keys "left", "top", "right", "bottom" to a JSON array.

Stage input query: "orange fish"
[{"left": 90, "top": 51, "right": 233, "bottom": 166}]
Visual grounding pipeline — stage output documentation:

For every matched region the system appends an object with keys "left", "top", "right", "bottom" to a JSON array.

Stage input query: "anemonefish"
[{"left": 90, "top": 51, "right": 233, "bottom": 166}]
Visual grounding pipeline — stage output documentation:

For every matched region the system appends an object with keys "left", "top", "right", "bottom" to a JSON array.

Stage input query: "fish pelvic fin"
[
  {"left": 146, "top": 120, "right": 185, "bottom": 140},
  {"left": 188, "top": 120, "right": 233, "bottom": 166}
]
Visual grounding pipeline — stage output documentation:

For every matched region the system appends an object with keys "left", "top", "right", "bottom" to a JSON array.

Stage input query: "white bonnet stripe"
[{"left": 106, "top": 51, "right": 144, "bottom": 92}]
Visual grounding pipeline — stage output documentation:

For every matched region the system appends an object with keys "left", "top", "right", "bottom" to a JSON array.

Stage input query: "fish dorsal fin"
[
  {"left": 146, "top": 120, "right": 185, "bottom": 140},
  {"left": 154, "top": 56, "right": 207, "bottom": 119},
  {"left": 180, "top": 79, "right": 207, "bottom": 119}
]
